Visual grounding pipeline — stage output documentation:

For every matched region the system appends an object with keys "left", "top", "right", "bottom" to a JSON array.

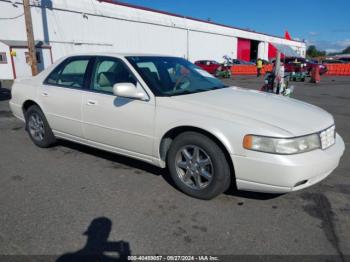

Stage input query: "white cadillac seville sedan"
[{"left": 10, "top": 54, "right": 345, "bottom": 199}]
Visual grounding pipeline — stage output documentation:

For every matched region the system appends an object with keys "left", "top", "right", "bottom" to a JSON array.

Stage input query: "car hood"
[{"left": 163, "top": 87, "right": 334, "bottom": 136}]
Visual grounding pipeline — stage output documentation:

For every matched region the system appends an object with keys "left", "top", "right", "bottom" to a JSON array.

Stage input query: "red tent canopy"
[{"left": 285, "top": 31, "right": 292, "bottom": 41}]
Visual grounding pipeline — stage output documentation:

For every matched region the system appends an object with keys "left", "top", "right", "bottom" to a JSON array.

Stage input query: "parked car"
[
  {"left": 231, "top": 59, "right": 255, "bottom": 65},
  {"left": 194, "top": 60, "right": 229, "bottom": 75},
  {"left": 338, "top": 57, "right": 350, "bottom": 63},
  {"left": 10, "top": 54, "right": 345, "bottom": 199},
  {"left": 284, "top": 57, "right": 328, "bottom": 75},
  {"left": 222, "top": 56, "right": 255, "bottom": 66},
  {"left": 322, "top": 59, "right": 344, "bottom": 64}
]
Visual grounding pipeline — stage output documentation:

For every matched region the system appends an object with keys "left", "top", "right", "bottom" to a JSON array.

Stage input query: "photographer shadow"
[{"left": 57, "top": 217, "right": 131, "bottom": 262}]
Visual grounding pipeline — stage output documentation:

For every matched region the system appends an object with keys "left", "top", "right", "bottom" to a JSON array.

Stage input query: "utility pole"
[
  {"left": 23, "top": 0, "right": 38, "bottom": 76},
  {"left": 274, "top": 51, "right": 281, "bottom": 94}
]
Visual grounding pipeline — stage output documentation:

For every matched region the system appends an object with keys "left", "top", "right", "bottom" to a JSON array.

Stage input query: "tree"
[
  {"left": 327, "top": 46, "right": 350, "bottom": 56},
  {"left": 306, "top": 45, "right": 317, "bottom": 57},
  {"left": 306, "top": 45, "right": 326, "bottom": 58},
  {"left": 342, "top": 46, "right": 350, "bottom": 54}
]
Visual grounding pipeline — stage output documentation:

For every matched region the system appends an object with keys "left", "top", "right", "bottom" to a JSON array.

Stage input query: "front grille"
[{"left": 320, "top": 125, "right": 336, "bottom": 150}]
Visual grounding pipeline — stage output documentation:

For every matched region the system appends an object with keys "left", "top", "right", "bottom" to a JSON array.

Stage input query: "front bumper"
[{"left": 232, "top": 133, "right": 345, "bottom": 193}]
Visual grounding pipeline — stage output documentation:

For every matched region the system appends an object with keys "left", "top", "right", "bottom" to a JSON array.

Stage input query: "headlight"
[{"left": 243, "top": 134, "right": 321, "bottom": 154}]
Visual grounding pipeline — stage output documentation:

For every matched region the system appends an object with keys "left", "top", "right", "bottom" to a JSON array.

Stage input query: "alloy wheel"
[
  {"left": 28, "top": 113, "right": 45, "bottom": 141},
  {"left": 175, "top": 145, "right": 214, "bottom": 190}
]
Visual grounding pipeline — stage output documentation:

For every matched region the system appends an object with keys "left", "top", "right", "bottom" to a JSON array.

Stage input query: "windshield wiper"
[
  {"left": 168, "top": 86, "right": 228, "bottom": 97},
  {"left": 169, "top": 89, "right": 208, "bottom": 96}
]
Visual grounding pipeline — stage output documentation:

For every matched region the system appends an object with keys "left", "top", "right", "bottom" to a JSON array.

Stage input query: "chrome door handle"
[{"left": 87, "top": 100, "right": 97, "bottom": 106}]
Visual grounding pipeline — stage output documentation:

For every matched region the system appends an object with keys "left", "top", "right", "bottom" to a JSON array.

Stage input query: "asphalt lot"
[{"left": 0, "top": 76, "right": 349, "bottom": 260}]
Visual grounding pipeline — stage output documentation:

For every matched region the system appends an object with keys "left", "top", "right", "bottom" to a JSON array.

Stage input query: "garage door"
[
  {"left": 268, "top": 43, "right": 277, "bottom": 60},
  {"left": 237, "top": 38, "right": 251, "bottom": 62}
]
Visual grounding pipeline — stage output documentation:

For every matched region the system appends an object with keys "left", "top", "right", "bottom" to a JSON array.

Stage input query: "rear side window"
[{"left": 45, "top": 57, "right": 90, "bottom": 89}]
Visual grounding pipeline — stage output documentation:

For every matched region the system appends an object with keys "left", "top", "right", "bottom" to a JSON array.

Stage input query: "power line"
[{"left": 0, "top": 13, "right": 24, "bottom": 19}]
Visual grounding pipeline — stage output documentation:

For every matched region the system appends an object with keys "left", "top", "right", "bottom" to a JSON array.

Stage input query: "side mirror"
[{"left": 113, "top": 83, "right": 147, "bottom": 101}]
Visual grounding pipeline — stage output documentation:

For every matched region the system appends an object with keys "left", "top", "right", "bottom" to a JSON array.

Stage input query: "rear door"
[{"left": 39, "top": 56, "right": 92, "bottom": 138}]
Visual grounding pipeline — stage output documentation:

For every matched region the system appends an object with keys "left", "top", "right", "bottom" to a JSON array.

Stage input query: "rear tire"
[
  {"left": 167, "top": 132, "right": 231, "bottom": 200},
  {"left": 25, "top": 105, "right": 56, "bottom": 148}
]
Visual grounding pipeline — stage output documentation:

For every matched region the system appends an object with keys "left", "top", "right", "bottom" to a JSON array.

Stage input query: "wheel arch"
[
  {"left": 159, "top": 125, "right": 236, "bottom": 187},
  {"left": 22, "top": 100, "right": 41, "bottom": 116}
]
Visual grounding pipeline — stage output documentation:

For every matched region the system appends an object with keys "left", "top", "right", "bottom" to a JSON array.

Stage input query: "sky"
[{"left": 118, "top": 0, "right": 350, "bottom": 53}]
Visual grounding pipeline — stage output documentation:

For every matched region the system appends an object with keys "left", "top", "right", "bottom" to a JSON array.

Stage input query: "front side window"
[
  {"left": 91, "top": 57, "right": 136, "bottom": 94},
  {"left": 45, "top": 57, "right": 90, "bottom": 89},
  {"left": 126, "top": 56, "right": 226, "bottom": 96}
]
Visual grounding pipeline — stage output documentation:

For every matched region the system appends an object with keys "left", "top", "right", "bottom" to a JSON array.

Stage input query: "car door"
[
  {"left": 201, "top": 61, "right": 212, "bottom": 73},
  {"left": 82, "top": 56, "right": 155, "bottom": 158},
  {"left": 40, "top": 56, "right": 92, "bottom": 138},
  {"left": 208, "top": 62, "right": 219, "bottom": 74}
]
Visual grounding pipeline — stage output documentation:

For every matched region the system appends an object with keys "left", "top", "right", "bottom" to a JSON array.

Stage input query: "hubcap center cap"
[{"left": 190, "top": 165, "right": 197, "bottom": 172}]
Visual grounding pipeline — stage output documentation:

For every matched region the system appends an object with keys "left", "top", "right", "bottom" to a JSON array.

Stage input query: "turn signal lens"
[{"left": 243, "top": 135, "right": 253, "bottom": 149}]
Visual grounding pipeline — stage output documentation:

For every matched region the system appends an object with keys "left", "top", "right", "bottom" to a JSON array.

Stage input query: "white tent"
[{"left": 271, "top": 43, "right": 302, "bottom": 58}]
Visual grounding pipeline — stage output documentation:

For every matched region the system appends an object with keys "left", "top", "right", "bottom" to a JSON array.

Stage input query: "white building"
[{"left": 0, "top": 0, "right": 306, "bottom": 80}]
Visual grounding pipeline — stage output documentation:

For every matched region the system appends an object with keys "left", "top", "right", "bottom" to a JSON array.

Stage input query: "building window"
[
  {"left": 0, "top": 52, "right": 7, "bottom": 64},
  {"left": 36, "top": 52, "right": 41, "bottom": 63},
  {"left": 25, "top": 51, "right": 41, "bottom": 64}
]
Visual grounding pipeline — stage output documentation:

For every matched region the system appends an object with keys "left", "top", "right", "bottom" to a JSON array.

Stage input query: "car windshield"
[{"left": 126, "top": 56, "right": 227, "bottom": 96}]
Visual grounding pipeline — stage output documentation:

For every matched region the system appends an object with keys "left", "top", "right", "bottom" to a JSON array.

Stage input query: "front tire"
[
  {"left": 25, "top": 105, "right": 56, "bottom": 148},
  {"left": 167, "top": 132, "right": 231, "bottom": 200}
]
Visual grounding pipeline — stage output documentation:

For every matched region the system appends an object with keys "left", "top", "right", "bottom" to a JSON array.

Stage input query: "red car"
[
  {"left": 282, "top": 57, "right": 328, "bottom": 75},
  {"left": 195, "top": 60, "right": 230, "bottom": 75}
]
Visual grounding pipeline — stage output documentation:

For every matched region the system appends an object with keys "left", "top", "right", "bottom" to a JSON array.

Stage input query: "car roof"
[{"left": 62, "top": 52, "right": 178, "bottom": 58}]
